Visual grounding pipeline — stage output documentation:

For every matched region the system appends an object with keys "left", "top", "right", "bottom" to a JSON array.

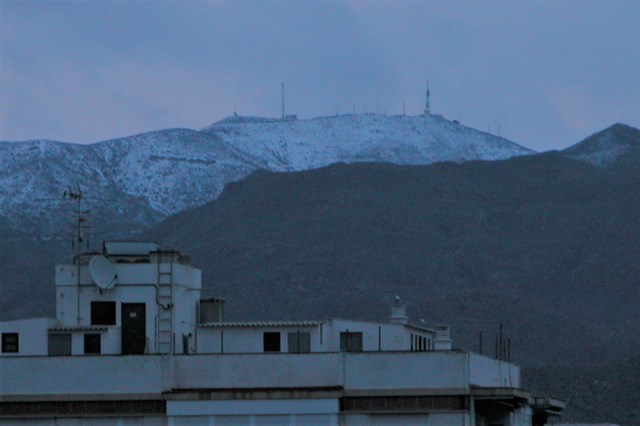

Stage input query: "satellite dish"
[{"left": 89, "top": 255, "right": 117, "bottom": 290}]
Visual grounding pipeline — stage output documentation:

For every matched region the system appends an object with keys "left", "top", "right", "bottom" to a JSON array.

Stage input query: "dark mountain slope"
[
  {"left": 524, "top": 356, "right": 640, "bottom": 425},
  {"left": 148, "top": 154, "right": 640, "bottom": 368}
]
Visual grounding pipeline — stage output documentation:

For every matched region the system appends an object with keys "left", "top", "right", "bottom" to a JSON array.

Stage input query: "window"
[
  {"left": 263, "top": 332, "right": 281, "bottom": 352},
  {"left": 48, "top": 334, "right": 72, "bottom": 356},
  {"left": 1, "top": 333, "right": 18, "bottom": 353},
  {"left": 340, "top": 332, "right": 363, "bottom": 352},
  {"left": 84, "top": 333, "right": 101, "bottom": 354},
  {"left": 288, "top": 332, "right": 311, "bottom": 353},
  {"left": 91, "top": 301, "right": 116, "bottom": 325}
]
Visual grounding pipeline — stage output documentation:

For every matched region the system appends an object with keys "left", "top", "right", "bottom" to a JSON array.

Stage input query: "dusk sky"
[{"left": 1, "top": 0, "right": 638, "bottom": 151}]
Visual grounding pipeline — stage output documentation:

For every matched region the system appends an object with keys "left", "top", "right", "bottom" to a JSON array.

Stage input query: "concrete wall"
[
  {"left": 196, "top": 325, "right": 322, "bottom": 354},
  {"left": 0, "top": 352, "right": 494, "bottom": 397},
  {"left": 344, "top": 352, "right": 468, "bottom": 390},
  {"left": 0, "top": 318, "right": 58, "bottom": 357},
  {"left": 55, "top": 261, "right": 201, "bottom": 355},
  {"left": 0, "top": 355, "right": 166, "bottom": 397},
  {"left": 344, "top": 413, "right": 472, "bottom": 425},
  {"left": 324, "top": 320, "right": 415, "bottom": 352},
  {"left": 469, "top": 352, "right": 520, "bottom": 388},
  {"left": 172, "top": 354, "right": 342, "bottom": 390},
  {"left": 1, "top": 418, "right": 167, "bottom": 425},
  {"left": 195, "top": 320, "right": 436, "bottom": 355}
]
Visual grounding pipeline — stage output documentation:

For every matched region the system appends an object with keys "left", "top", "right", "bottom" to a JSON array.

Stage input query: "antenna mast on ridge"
[
  {"left": 424, "top": 80, "right": 431, "bottom": 116},
  {"left": 281, "top": 82, "right": 285, "bottom": 120}
]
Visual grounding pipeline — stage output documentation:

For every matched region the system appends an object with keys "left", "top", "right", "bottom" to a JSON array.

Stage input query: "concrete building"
[{"left": 0, "top": 242, "right": 564, "bottom": 425}]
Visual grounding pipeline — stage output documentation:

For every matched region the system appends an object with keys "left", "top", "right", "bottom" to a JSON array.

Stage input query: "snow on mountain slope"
[
  {"left": 0, "top": 129, "right": 263, "bottom": 236},
  {"left": 203, "top": 113, "right": 534, "bottom": 171},
  {"left": 1, "top": 114, "right": 533, "bottom": 237},
  {"left": 562, "top": 123, "right": 640, "bottom": 167}
]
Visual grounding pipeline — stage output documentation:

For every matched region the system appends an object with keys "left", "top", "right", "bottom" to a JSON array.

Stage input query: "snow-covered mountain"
[
  {"left": 1, "top": 114, "right": 533, "bottom": 237},
  {"left": 562, "top": 123, "right": 640, "bottom": 167},
  {"left": 203, "top": 113, "right": 533, "bottom": 170}
]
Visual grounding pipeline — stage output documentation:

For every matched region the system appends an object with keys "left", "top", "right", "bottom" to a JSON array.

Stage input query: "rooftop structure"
[{"left": 0, "top": 241, "right": 564, "bottom": 425}]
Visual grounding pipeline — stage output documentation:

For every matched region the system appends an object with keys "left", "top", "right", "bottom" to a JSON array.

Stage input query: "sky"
[{"left": 0, "top": 0, "right": 638, "bottom": 151}]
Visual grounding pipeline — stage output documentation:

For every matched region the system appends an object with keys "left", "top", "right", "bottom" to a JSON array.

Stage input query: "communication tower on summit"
[{"left": 424, "top": 80, "right": 431, "bottom": 116}]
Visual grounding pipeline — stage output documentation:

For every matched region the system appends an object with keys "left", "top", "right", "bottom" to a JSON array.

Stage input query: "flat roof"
[
  {"left": 199, "top": 320, "right": 323, "bottom": 328},
  {"left": 103, "top": 241, "right": 159, "bottom": 256}
]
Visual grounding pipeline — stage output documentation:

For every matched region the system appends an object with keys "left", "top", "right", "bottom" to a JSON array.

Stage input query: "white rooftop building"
[{"left": 0, "top": 242, "right": 564, "bottom": 425}]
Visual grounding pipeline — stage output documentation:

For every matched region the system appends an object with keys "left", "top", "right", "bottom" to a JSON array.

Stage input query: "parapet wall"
[{"left": 0, "top": 351, "right": 520, "bottom": 400}]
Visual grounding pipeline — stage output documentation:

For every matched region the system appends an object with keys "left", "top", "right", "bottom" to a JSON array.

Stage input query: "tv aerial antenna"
[{"left": 63, "top": 183, "right": 92, "bottom": 254}]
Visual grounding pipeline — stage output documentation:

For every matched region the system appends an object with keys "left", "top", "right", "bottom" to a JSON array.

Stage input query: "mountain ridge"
[{"left": 0, "top": 114, "right": 534, "bottom": 237}]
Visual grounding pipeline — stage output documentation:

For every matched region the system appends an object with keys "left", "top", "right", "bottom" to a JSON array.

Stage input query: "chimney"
[
  {"left": 434, "top": 325, "right": 452, "bottom": 350},
  {"left": 389, "top": 296, "right": 409, "bottom": 324},
  {"left": 199, "top": 297, "right": 225, "bottom": 324}
]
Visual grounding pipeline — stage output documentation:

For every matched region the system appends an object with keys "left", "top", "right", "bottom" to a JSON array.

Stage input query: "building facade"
[{"left": 0, "top": 242, "right": 563, "bottom": 425}]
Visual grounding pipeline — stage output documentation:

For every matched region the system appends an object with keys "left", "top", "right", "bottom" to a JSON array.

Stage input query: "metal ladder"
[{"left": 156, "top": 252, "right": 174, "bottom": 354}]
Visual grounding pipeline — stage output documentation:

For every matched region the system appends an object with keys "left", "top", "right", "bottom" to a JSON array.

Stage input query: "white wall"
[
  {"left": 469, "top": 352, "right": 520, "bottom": 388},
  {"left": 2, "top": 352, "right": 510, "bottom": 396},
  {"left": 55, "top": 260, "right": 201, "bottom": 355},
  {"left": 172, "top": 354, "right": 343, "bottom": 389},
  {"left": 195, "top": 320, "right": 436, "bottom": 355},
  {"left": 344, "top": 352, "right": 469, "bottom": 390},
  {"left": 167, "top": 399, "right": 339, "bottom": 416},
  {"left": 343, "top": 413, "right": 471, "bottom": 425},
  {"left": 0, "top": 318, "right": 58, "bottom": 356},
  {"left": 196, "top": 325, "right": 322, "bottom": 354},
  {"left": 0, "top": 355, "right": 166, "bottom": 396}
]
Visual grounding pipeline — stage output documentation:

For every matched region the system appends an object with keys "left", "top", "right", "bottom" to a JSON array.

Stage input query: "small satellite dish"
[{"left": 89, "top": 255, "right": 117, "bottom": 290}]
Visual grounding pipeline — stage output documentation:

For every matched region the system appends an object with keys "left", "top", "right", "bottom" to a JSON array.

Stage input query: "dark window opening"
[
  {"left": 287, "top": 331, "right": 311, "bottom": 353},
  {"left": 91, "top": 301, "right": 116, "bottom": 325},
  {"left": 263, "top": 332, "right": 281, "bottom": 352},
  {"left": 84, "top": 333, "right": 101, "bottom": 354},
  {"left": 340, "top": 332, "right": 363, "bottom": 352},
  {"left": 48, "top": 334, "right": 72, "bottom": 356},
  {"left": 2, "top": 333, "right": 18, "bottom": 353}
]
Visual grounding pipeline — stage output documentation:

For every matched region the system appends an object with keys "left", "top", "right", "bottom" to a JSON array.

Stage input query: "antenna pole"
[
  {"left": 424, "top": 80, "right": 431, "bottom": 115},
  {"left": 281, "top": 82, "right": 285, "bottom": 120},
  {"left": 63, "top": 184, "right": 89, "bottom": 256}
]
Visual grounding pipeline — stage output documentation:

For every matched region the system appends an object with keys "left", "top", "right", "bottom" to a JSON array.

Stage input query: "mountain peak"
[{"left": 563, "top": 122, "right": 639, "bottom": 167}]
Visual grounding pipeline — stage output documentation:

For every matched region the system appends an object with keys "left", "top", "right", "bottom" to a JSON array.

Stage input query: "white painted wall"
[
  {"left": 0, "top": 318, "right": 58, "bottom": 356},
  {"left": 167, "top": 399, "right": 339, "bottom": 416},
  {"left": 343, "top": 413, "right": 472, "bottom": 425},
  {"left": 344, "top": 352, "right": 469, "bottom": 390},
  {"left": 172, "top": 354, "right": 343, "bottom": 389},
  {"left": 0, "top": 351, "right": 519, "bottom": 396},
  {"left": 55, "top": 259, "right": 201, "bottom": 355},
  {"left": 469, "top": 352, "right": 520, "bottom": 388},
  {"left": 195, "top": 320, "right": 436, "bottom": 355},
  {"left": 196, "top": 325, "right": 322, "bottom": 354},
  {"left": 0, "top": 355, "right": 166, "bottom": 396}
]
